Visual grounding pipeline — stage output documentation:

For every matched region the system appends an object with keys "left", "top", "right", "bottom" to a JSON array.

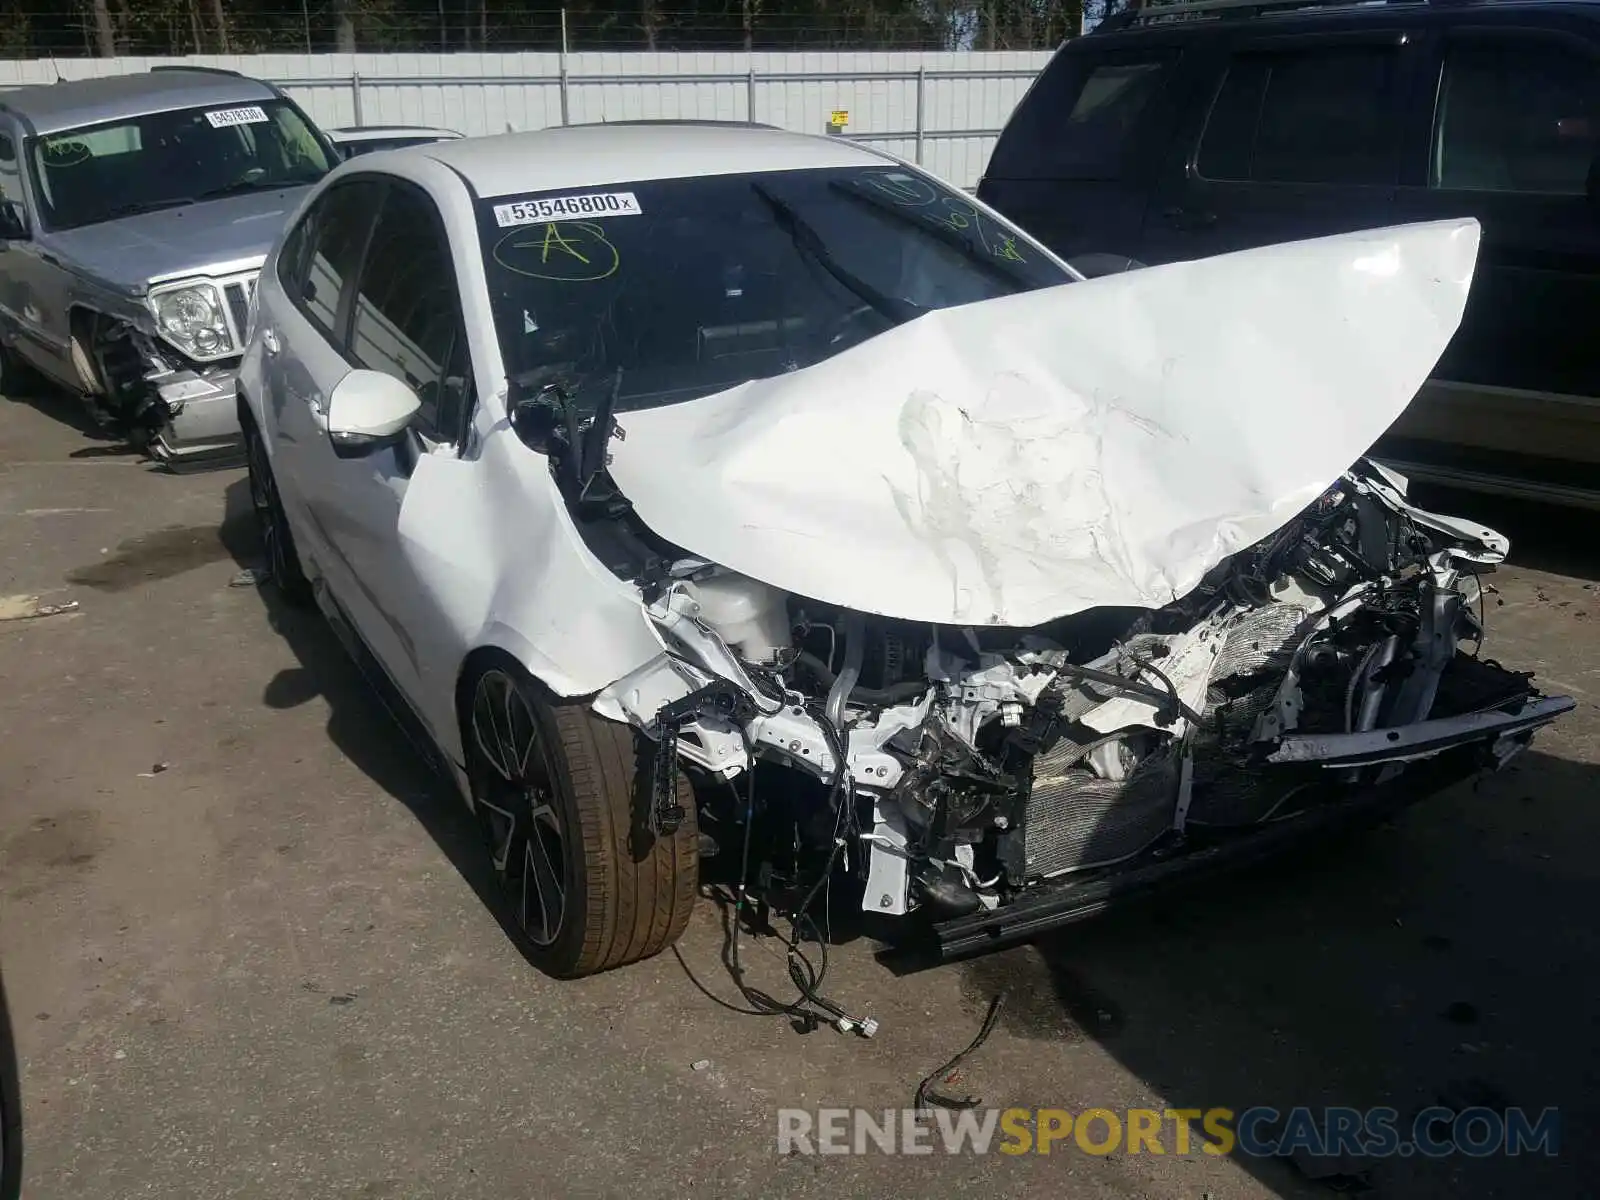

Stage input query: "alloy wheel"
[
  {"left": 471, "top": 669, "right": 568, "bottom": 947},
  {"left": 246, "top": 429, "right": 290, "bottom": 585}
]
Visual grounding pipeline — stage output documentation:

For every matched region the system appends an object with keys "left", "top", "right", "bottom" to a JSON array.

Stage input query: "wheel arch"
[
  {"left": 66, "top": 304, "right": 108, "bottom": 395},
  {"left": 451, "top": 635, "right": 624, "bottom": 771},
  {"left": 454, "top": 644, "right": 528, "bottom": 766}
]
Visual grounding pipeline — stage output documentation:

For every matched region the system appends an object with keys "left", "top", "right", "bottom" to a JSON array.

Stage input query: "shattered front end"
[
  {"left": 601, "top": 461, "right": 1570, "bottom": 957},
  {"left": 569, "top": 217, "right": 1572, "bottom": 957}
]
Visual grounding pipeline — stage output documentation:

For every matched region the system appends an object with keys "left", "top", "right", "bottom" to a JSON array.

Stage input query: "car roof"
[
  {"left": 328, "top": 124, "right": 462, "bottom": 140},
  {"left": 413, "top": 122, "right": 889, "bottom": 199},
  {"left": 1092, "top": 0, "right": 1600, "bottom": 38},
  {"left": 0, "top": 68, "right": 280, "bottom": 136}
]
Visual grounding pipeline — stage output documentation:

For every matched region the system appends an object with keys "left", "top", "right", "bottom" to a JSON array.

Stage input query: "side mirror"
[
  {"left": 326, "top": 368, "right": 421, "bottom": 459},
  {"left": 0, "top": 201, "right": 28, "bottom": 241}
]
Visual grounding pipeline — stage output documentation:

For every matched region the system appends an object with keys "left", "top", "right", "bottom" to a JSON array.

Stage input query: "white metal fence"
[{"left": 0, "top": 51, "right": 1052, "bottom": 188}]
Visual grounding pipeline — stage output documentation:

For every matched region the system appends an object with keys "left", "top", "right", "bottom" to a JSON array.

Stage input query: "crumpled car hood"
[{"left": 607, "top": 219, "right": 1480, "bottom": 627}]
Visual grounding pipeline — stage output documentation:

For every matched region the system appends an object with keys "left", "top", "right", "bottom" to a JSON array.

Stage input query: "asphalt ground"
[{"left": 2, "top": 385, "right": 1597, "bottom": 1198}]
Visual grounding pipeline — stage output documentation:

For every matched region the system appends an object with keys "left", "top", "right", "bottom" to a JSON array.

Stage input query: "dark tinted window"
[
  {"left": 282, "top": 180, "right": 381, "bottom": 344},
  {"left": 990, "top": 52, "right": 1171, "bottom": 181},
  {"left": 350, "top": 185, "right": 467, "bottom": 442},
  {"left": 1198, "top": 47, "right": 1398, "bottom": 185},
  {"left": 1433, "top": 38, "right": 1599, "bottom": 195},
  {"left": 476, "top": 166, "right": 1072, "bottom": 416},
  {"left": 27, "top": 100, "right": 331, "bottom": 231},
  {"left": 0, "top": 133, "right": 20, "bottom": 209}
]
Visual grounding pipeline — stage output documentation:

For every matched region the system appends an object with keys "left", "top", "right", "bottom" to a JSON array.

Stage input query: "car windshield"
[
  {"left": 30, "top": 99, "right": 332, "bottom": 231},
  {"left": 475, "top": 165, "right": 1072, "bottom": 414}
]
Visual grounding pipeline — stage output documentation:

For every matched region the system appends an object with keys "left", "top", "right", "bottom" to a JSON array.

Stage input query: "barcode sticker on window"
[
  {"left": 493, "top": 191, "right": 643, "bottom": 227},
  {"left": 205, "top": 106, "right": 270, "bottom": 128}
]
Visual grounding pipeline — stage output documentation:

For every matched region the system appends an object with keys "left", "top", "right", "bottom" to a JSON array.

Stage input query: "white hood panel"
[{"left": 607, "top": 219, "right": 1480, "bottom": 626}]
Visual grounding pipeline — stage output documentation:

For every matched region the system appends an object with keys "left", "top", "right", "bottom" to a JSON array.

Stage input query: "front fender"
[{"left": 397, "top": 433, "right": 668, "bottom": 768}]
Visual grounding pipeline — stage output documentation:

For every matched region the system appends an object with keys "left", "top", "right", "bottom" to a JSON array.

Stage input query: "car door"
[
  {"left": 1382, "top": 19, "right": 1600, "bottom": 488},
  {"left": 0, "top": 122, "right": 72, "bottom": 385},
  {"left": 281, "top": 177, "right": 473, "bottom": 719},
  {"left": 262, "top": 176, "right": 381, "bottom": 530},
  {"left": 1141, "top": 27, "right": 1418, "bottom": 265}
]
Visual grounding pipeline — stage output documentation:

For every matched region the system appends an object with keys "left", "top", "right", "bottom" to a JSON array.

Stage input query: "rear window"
[
  {"left": 1432, "top": 36, "right": 1600, "bottom": 194},
  {"left": 988, "top": 51, "right": 1173, "bottom": 181},
  {"left": 476, "top": 166, "right": 1072, "bottom": 415},
  {"left": 1197, "top": 45, "right": 1399, "bottom": 186}
]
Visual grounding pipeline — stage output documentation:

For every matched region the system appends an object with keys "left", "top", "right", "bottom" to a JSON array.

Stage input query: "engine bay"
[{"left": 586, "top": 459, "right": 1571, "bottom": 935}]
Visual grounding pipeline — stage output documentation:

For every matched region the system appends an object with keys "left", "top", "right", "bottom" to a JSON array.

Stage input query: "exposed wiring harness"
[
  {"left": 914, "top": 992, "right": 1006, "bottom": 1110},
  {"left": 1058, "top": 659, "right": 1206, "bottom": 728},
  {"left": 716, "top": 709, "right": 878, "bottom": 1036}
]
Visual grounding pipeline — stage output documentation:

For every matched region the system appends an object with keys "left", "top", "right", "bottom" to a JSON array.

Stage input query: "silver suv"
[{"left": 0, "top": 66, "right": 335, "bottom": 463}]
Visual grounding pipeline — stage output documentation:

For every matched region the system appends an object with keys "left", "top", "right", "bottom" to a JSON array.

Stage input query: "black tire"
[
  {"left": 466, "top": 661, "right": 698, "bottom": 978},
  {"left": 0, "top": 339, "right": 38, "bottom": 400},
  {"left": 0, "top": 969, "right": 20, "bottom": 1200},
  {"left": 242, "top": 414, "right": 313, "bottom": 608}
]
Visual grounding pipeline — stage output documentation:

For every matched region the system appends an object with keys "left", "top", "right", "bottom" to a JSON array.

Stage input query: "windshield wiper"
[
  {"left": 189, "top": 177, "right": 295, "bottom": 203},
  {"left": 91, "top": 197, "right": 196, "bottom": 222},
  {"left": 748, "top": 182, "right": 918, "bottom": 326},
  {"left": 578, "top": 366, "right": 624, "bottom": 506},
  {"left": 828, "top": 180, "right": 1035, "bottom": 290}
]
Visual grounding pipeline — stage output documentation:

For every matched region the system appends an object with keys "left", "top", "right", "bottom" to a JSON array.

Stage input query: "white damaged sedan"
[{"left": 239, "top": 123, "right": 1574, "bottom": 978}]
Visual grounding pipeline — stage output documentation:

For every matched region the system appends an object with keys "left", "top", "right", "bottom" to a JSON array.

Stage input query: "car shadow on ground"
[
  {"left": 0, "top": 377, "right": 134, "bottom": 458},
  {"left": 930, "top": 745, "right": 1600, "bottom": 1198},
  {"left": 218, "top": 477, "right": 545, "bottom": 970}
]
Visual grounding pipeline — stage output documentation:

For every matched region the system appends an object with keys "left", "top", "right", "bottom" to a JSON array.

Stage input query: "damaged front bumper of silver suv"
[{"left": 145, "top": 360, "right": 246, "bottom": 465}]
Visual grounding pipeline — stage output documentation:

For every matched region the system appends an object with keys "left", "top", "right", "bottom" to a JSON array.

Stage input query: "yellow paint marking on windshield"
[
  {"left": 868, "top": 174, "right": 937, "bottom": 206},
  {"left": 494, "top": 221, "right": 620, "bottom": 282},
  {"left": 995, "top": 234, "right": 1026, "bottom": 263},
  {"left": 941, "top": 199, "right": 991, "bottom": 255},
  {"left": 540, "top": 221, "right": 591, "bottom": 264},
  {"left": 41, "top": 141, "right": 90, "bottom": 167}
]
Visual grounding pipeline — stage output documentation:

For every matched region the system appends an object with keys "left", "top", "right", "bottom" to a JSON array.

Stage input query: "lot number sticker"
[
  {"left": 205, "top": 106, "right": 270, "bottom": 128},
  {"left": 494, "top": 191, "right": 643, "bottom": 227}
]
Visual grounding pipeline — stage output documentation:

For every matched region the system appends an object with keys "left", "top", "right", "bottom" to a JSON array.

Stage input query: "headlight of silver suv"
[{"left": 147, "top": 281, "right": 236, "bottom": 361}]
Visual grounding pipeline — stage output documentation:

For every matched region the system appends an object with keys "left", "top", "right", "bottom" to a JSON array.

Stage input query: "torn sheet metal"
[
  {"left": 1266, "top": 697, "right": 1577, "bottom": 767},
  {"left": 608, "top": 219, "right": 1480, "bottom": 626}
]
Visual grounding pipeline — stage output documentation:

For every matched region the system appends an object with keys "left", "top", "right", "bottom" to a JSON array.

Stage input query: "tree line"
[{"left": 1, "top": 0, "right": 1094, "bottom": 58}]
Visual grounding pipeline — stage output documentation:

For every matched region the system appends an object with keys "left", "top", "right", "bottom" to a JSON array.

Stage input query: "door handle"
[
  {"left": 261, "top": 327, "right": 280, "bottom": 355},
  {"left": 1162, "top": 206, "right": 1218, "bottom": 231}
]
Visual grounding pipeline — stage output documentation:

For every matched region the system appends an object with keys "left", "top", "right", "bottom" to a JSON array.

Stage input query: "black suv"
[{"left": 979, "top": 0, "right": 1600, "bottom": 510}]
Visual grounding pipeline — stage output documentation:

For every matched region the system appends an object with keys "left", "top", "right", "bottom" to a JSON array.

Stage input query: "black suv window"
[
  {"left": 279, "top": 179, "right": 381, "bottom": 344},
  {"left": 0, "top": 132, "right": 22, "bottom": 210},
  {"left": 989, "top": 51, "right": 1173, "bottom": 181},
  {"left": 1198, "top": 46, "right": 1399, "bottom": 185},
  {"left": 349, "top": 184, "right": 469, "bottom": 444},
  {"left": 1433, "top": 37, "right": 1599, "bottom": 195}
]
